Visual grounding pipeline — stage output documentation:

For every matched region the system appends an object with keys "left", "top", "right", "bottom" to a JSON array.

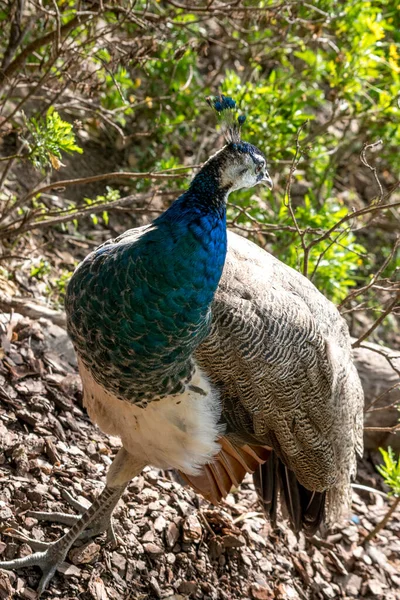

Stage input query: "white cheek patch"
[{"left": 220, "top": 163, "right": 240, "bottom": 189}]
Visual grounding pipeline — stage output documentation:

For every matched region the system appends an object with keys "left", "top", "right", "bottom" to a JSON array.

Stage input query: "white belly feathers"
[{"left": 79, "top": 359, "right": 223, "bottom": 475}]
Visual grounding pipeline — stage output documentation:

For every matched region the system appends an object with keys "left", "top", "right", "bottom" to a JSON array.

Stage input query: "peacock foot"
[
  {"left": 0, "top": 484, "right": 125, "bottom": 595},
  {"left": 0, "top": 540, "right": 70, "bottom": 596}
]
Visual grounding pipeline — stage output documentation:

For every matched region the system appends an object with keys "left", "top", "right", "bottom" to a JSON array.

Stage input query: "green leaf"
[{"left": 377, "top": 447, "right": 400, "bottom": 497}]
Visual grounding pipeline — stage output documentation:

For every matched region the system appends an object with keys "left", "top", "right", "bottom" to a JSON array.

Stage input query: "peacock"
[{"left": 1, "top": 96, "right": 364, "bottom": 594}]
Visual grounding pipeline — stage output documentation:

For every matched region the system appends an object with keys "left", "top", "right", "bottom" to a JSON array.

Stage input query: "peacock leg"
[
  {"left": 25, "top": 487, "right": 124, "bottom": 544},
  {"left": 0, "top": 448, "right": 145, "bottom": 595}
]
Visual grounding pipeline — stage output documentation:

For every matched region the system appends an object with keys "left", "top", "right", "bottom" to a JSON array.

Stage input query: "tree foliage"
[{"left": 0, "top": 0, "right": 399, "bottom": 339}]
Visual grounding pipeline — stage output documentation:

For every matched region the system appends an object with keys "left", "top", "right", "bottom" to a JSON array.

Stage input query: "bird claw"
[
  {"left": 2, "top": 527, "right": 50, "bottom": 551},
  {"left": 0, "top": 484, "right": 125, "bottom": 594},
  {"left": 24, "top": 509, "right": 116, "bottom": 543},
  {"left": 24, "top": 488, "right": 114, "bottom": 542},
  {"left": 0, "top": 546, "right": 68, "bottom": 596}
]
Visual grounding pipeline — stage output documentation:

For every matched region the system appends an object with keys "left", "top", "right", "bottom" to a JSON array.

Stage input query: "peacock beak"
[{"left": 258, "top": 170, "right": 273, "bottom": 190}]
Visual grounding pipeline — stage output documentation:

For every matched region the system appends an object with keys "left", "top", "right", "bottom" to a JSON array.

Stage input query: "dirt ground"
[{"left": 0, "top": 312, "right": 399, "bottom": 600}]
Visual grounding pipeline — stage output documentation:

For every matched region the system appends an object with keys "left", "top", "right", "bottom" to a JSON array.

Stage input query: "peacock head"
[
  {"left": 203, "top": 95, "right": 273, "bottom": 195},
  {"left": 211, "top": 141, "right": 273, "bottom": 193}
]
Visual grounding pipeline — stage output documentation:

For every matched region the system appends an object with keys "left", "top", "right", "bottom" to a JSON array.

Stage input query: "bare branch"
[
  {"left": 352, "top": 293, "right": 400, "bottom": 348},
  {"left": 360, "top": 139, "right": 384, "bottom": 203},
  {"left": 0, "top": 12, "right": 92, "bottom": 90}
]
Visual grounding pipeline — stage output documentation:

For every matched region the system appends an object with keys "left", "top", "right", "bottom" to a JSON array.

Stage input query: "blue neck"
[
  {"left": 66, "top": 159, "right": 229, "bottom": 404},
  {"left": 157, "top": 163, "right": 228, "bottom": 224}
]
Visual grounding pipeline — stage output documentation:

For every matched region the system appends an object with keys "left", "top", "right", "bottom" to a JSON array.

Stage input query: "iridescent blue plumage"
[
  {"left": 66, "top": 136, "right": 270, "bottom": 407},
  {"left": 66, "top": 155, "right": 229, "bottom": 405}
]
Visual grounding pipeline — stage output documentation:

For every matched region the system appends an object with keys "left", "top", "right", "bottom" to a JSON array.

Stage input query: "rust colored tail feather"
[
  {"left": 180, "top": 438, "right": 325, "bottom": 535},
  {"left": 179, "top": 438, "right": 270, "bottom": 505}
]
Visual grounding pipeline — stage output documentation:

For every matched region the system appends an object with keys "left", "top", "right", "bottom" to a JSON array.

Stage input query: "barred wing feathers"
[{"left": 193, "top": 232, "right": 364, "bottom": 529}]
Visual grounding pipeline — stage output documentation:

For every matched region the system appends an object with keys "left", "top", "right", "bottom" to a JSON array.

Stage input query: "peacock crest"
[{"left": 206, "top": 94, "right": 246, "bottom": 144}]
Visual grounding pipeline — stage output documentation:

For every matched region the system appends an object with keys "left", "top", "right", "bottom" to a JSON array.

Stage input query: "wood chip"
[
  {"left": 88, "top": 576, "right": 108, "bottom": 600},
  {"left": 69, "top": 542, "right": 100, "bottom": 565}
]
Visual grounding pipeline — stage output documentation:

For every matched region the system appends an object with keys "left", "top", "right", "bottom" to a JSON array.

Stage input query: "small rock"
[
  {"left": 182, "top": 514, "right": 202, "bottom": 543},
  {"left": 345, "top": 574, "right": 362, "bottom": 597},
  {"left": 97, "top": 442, "right": 109, "bottom": 455},
  {"left": 144, "top": 542, "right": 163, "bottom": 555},
  {"left": 142, "top": 530, "right": 155, "bottom": 543},
  {"left": 247, "top": 529, "right": 267, "bottom": 547},
  {"left": 0, "top": 571, "right": 14, "bottom": 600},
  {"left": 178, "top": 581, "right": 198, "bottom": 595},
  {"left": 45, "top": 439, "right": 60, "bottom": 464},
  {"left": 367, "top": 579, "right": 386, "bottom": 596},
  {"left": 150, "top": 576, "right": 162, "bottom": 598},
  {"left": 259, "top": 558, "right": 273, "bottom": 574},
  {"left": 24, "top": 517, "right": 38, "bottom": 530},
  {"left": 139, "top": 488, "right": 159, "bottom": 502},
  {"left": 19, "top": 588, "right": 37, "bottom": 600},
  {"left": 352, "top": 546, "right": 363, "bottom": 559},
  {"left": 175, "top": 499, "right": 190, "bottom": 516},
  {"left": 5, "top": 543, "right": 18, "bottom": 560},
  {"left": 18, "top": 544, "right": 32, "bottom": 558},
  {"left": 166, "top": 553, "right": 176, "bottom": 565},
  {"left": 195, "top": 558, "right": 206, "bottom": 573},
  {"left": 222, "top": 533, "right": 245, "bottom": 548},
  {"left": 241, "top": 552, "right": 252, "bottom": 567},
  {"left": 0, "top": 503, "right": 13, "bottom": 521},
  {"left": 57, "top": 563, "right": 81, "bottom": 577},
  {"left": 87, "top": 442, "right": 97, "bottom": 457},
  {"left": 250, "top": 582, "right": 273, "bottom": 600},
  {"left": 26, "top": 489, "right": 43, "bottom": 505},
  {"left": 166, "top": 522, "right": 180, "bottom": 549},
  {"left": 88, "top": 576, "right": 108, "bottom": 600},
  {"left": 69, "top": 542, "right": 100, "bottom": 565},
  {"left": 148, "top": 500, "right": 164, "bottom": 511},
  {"left": 135, "top": 560, "right": 147, "bottom": 571},
  {"left": 154, "top": 515, "right": 167, "bottom": 532},
  {"left": 321, "top": 587, "right": 336, "bottom": 600},
  {"left": 275, "top": 583, "right": 299, "bottom": 599},
  {"left": 111, "top": 552, "right": 126, "bottom": 572}
]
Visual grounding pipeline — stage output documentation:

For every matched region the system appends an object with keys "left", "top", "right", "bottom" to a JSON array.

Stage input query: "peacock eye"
[{"left": 255, "top": 164, "right": 263, "bottom": 174}]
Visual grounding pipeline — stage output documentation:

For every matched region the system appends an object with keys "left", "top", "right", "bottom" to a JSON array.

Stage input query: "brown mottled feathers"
[{"left": 194, "top": 231, "right": 364, "bottom": 530}]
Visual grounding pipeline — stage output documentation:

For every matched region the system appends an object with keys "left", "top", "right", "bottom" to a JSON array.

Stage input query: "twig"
[
  {"left": 0, "top": 293, "right": 67, "bottom": 327},
  {"left": 358, "top": 342, "right": 400, "bottom": 379},
  {"left": 360, "top": 140, "right": 384, "bottom": 203},
  {"left": 365, "top": 382, "right": 400, "bottom": 412},
  {"left": 352, "top": 292, "right": 400, "bottom": 348},
  {"left": 362, "top": 496, "right": 400, "bottom": 545},
  {"left": 0, "top": 0, "right": 28, "bottom": 71},
  {"left": 0, "top": 190, "right": 178, "bottom": 239},
  {"left": 363, "top": 424, "right": 400, "bottom": 433},
  {"left": 20, "top": 169, "right": 189, "bottom": 203},
  {"left": 0, "top": 13, "right": 92, "bottom": 89},
  {"left": 284, "top": 122, "right": 309, "bottom": 276},
  {"left": 351, "top": 483, "right": 389, "bottom": 499},
  {"left": 339, "top": 236, "right": 400, "bottom": 308}
]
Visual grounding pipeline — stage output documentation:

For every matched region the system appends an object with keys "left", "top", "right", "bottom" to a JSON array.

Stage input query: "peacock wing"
[{"left": 195, "top": 231, "right": 364, "bottom": 522}]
